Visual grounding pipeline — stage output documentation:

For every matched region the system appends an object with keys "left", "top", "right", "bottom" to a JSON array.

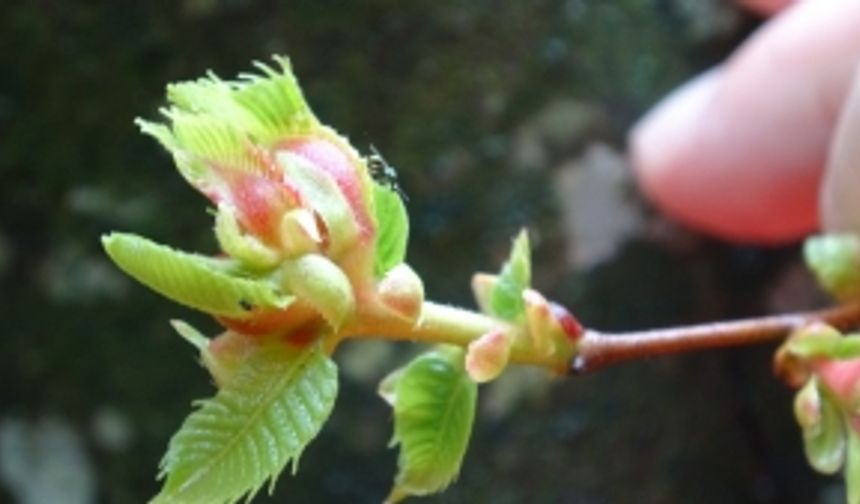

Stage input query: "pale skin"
[{"left": 630, "top": 0, "right": 860, "bottom": 243}]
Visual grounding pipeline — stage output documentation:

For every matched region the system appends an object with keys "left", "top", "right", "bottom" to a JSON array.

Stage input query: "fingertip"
[
  {"left": 629, "top": 0, "right": 860, "bottom": 244},
  {"left": 630, "top": 69, "right": 721, "bottom": 196},
  {"left": 630, "top": 67, "right": 818, "bottom": 244}
]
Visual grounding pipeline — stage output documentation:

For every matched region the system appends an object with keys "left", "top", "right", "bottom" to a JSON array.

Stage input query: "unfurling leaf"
[
  {"left": 489, "top": 230, "right": 531, "bottom": 321},
  {"left": 805, "top": 234, "right": 860, "bottom": 301},
  {"left": 165, "top": 56, "right": 318, "bottom": 148},
  {"left": 154, "top": 342, "right": 338, "bottom": 504},
  {"left": 386, "top": 348, "right": 477, "bottom": 503},
  {"left": 787, "top": 327, "right": 860, "bottom": 361},
  {"left": 794, "top": 378, "right": 845, "bottom": 474},
  {"left": 102, "top": 232, "right": 292, "bottom": 318},
  {"left": 138, "top": 57, "right": 320, "bottom": 203},
  {"left": 214, "top": 204, "right": 281, "bottom": 269},
  {"left": 279, "top": 253, "right": 354, "bottom": 329},
  {"left": 373, "top": 183, "right": 409, "bottom": 277}
]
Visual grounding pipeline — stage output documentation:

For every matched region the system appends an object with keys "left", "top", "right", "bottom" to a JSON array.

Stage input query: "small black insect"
[
  {"left": 368, "top": 145, "right": 408, "bottom": 202},
  {"left": 238, "top": 298, "right": 254, "bottom": 311}
]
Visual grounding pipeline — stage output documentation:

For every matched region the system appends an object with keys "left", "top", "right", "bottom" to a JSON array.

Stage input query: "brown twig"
[{"left": 570, "top": 302, "right": 860, "bottom": 374}]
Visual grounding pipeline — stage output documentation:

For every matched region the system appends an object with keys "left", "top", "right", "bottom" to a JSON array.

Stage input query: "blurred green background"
[{"left": 0, "top": 1, "right": 841, "bottom": 502}]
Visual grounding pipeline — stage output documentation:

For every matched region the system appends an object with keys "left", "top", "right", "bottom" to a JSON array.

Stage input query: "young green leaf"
[
  {"left": 489, "top": 230, "right": 531, "bottom": 321},
  {"left": 795, "top": 379, "right": 846, "bottom": 474},
  {"left": 825, "top": 336, "right": 860, "bottom": 360},
  {"left": 805, "top": 234, "right": 860, "bottom": 301},
  {"left": 154, "top": 342, "right": 338, "bottom": 504},
  {"left": 102, "top": 232, "right": 292, "bottom": 318},
  {"left": 791, "top": 335, "right": 860, "bottom": 361},
  {"left": 138, "top": 57, "right": 323, "bottom": 207},
  {"left": 786, "top": 325, "right": 860, "bottom": 360},
  {"left": 373, "top": 183, "right": 409, "bottom": 277},
  {"left": 386, "top": 348, "right": 478, "bottom": 503},
  {"left": 166, "top": 56, "right": 319, "bottom": 147}
]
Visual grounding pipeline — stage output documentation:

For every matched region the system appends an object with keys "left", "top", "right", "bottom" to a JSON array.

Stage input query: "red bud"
[{"left": 549, "top": 302, "right": 583, "bottom": 342}]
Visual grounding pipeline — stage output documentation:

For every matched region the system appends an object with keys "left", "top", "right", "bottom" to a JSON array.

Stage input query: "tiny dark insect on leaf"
[
  {"left": 368, "top": 145, "right": 408, "bottom": 202},
  {"left": 239, "top": 299, "right": 254, "bottom": 311}
]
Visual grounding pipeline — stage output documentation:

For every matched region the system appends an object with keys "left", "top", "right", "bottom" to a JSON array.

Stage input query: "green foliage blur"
[{"left": 0, "top": 1, "right": 830, "bottom": 502}]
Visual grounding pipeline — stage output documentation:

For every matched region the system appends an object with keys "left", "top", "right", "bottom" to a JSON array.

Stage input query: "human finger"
[
  {"left": 821, "top": 64, "right": 860, "bottom": 234},
  {"left": 630, "top": 0, "right": 860, "bottom": 243}
]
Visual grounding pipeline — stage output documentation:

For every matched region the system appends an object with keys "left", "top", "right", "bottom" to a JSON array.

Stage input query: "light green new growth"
[
  {"left": 166, "top": 56, "right": 319, "bottom": 146},
  {"left": 489, "top": 230, "right": 531, "bottom": 321},
  {"left": 102, "top": 233, "right": 292, "bottom": 318},
  {"left": 161, "top": 113, "right": 259, "bottom": 177},
  {"left": 136, "top": 56, "right": 320, "bottom": 195},
  {"left": 805, "top": 234, "right": 860, "bottom": 302},
  {"left": 786, "top": 324, "right": 860, "bottom": 504},
  {"left": 385, "top": 348, "right": 478, "bottom": 503},
  {"left": 214, "top": 205, "right": 281, "bottom": 270},
  {"left": 373, "top": 183, "right": 409, "bottom": 277},
  {"left": 795, "top": 378, "right": 846, "bottom": 474},
  {"left": 154, "top": 343, "right": 338, "bottom": 504},
  {"left": 788, "top": 333, "right": 860, "bottom": 360},
  {"left": 279, "top": 254, "right": 355, "bottom": 329}
]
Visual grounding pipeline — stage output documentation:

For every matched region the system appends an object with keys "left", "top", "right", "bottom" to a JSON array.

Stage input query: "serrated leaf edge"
[{"left": 155, "top": 345, "right": 338, "bottom": 503}]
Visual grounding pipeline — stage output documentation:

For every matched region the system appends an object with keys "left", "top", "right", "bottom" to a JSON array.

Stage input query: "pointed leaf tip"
[
  {"left": 135, "top": 118, "right": 177, "bottom": 151},
  {"left": 489, "top": 229, "right": 532, "bottom": 321},
  {"left": 170, "top": 319, "right": 209, "bottom": 352},
  {"left": 102, "top": 232, "right": 292, "bottom": 318}
]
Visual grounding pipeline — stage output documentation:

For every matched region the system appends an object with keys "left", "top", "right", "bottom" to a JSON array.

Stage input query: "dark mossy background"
[{"left": 0, "top": 1, "right": 841, "bottom": 503}]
